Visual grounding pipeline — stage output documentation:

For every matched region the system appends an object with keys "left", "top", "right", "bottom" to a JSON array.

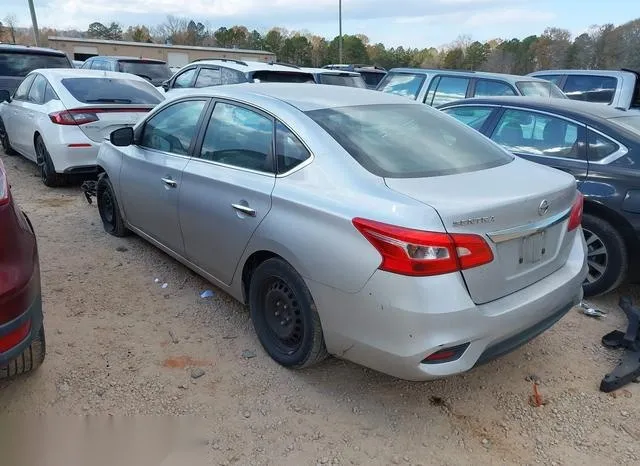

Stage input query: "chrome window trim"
[{"left": 487, "top": 207, "right": 572, "bottom": 244}]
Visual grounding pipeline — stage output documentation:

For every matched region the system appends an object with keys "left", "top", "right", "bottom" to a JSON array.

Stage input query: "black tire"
[
  {"left": 97, "top": 174, "right": 129, "bottom": 237},
  {"left": 0, "top": 324, "right": 46, "bottom": 379},
  {"left": 35, "top": 135, "right": 67, "bottom": 187},
  {"left": 249, "top": 258, "right": 328, "bottom": 368},
  {"left": 582, "top": 213, "right": 628, "bottom": 297},
  {"left": 0, "top": 118, "right": 17, "bottom": 155}
]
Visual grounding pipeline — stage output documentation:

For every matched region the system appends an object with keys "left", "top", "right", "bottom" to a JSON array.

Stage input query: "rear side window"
[
  {"left": 587, "top": 130, "right": 619, "bottom": 161},
  {"left": 13, "top": 74, "right": 36, "bottom": 100},
  {"left": 307, "top": 103, "right": 513, "bottom": 178},
  {"left": 516, "top": 81, "right": 566, "bottom": 98},
  {"left": 426, "top": 76, "right": 470, "bottom": 106},
  {"left": 141, "top": 100, "right": 207, "bottom": 155},
  {"left": 318, "top": 74, "right": 366, "bottom": 88},
  {"left": 251, "top": 71, "right": 314, "bottom": 83},
  {"left": 61, "top": 78, "right": 162, "bottom": 104},
  {"left": 28, "top": 74, "right": 47, "bottom": 104},
  {"left": 276, "top": 121, "right": 311, "bottom": 174},
  {"left": 442, "top": 106, "right": 494, "bottom": 130},
  {"left": 44, "top": 83, "right": 59, "bottom": 103},
  {"left": 474, "top": 79, "right": 516, "bottom": 97},
  {"left": 195, "top": 68, "right": 222, "bottom": 87},
  {"left": 377, "top": 73, "right": 425, "bottom": 99},
  {"left": 0, "top": 52, "right": 70, "bottom": 77},
  {"left": 199, "top": 102, "right": 274, "bottom": 172},
  {"left": 564, "top": 75, "right": 617, "bottom": 104}
]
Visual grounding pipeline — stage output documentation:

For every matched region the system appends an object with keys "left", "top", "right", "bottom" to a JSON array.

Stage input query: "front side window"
[
  {"left": 61, "top": 78, "right": 162, "bottom": 104},
  {"left": 474, "top": 79, "right": 516, "bottom": 97},
  {"left": 195, "top": 68, "right": 222, "bottom": 87},
  {"left": 141, "top": 100, "right": 207, "bottom": 155},
  {"left": 199, "top": 102, "right": 274, "bottom": 172},
  {"left": 276, "top": 121, "right": 310, "bottom": 174},
  {"left": 307, "top": 103, "right": 513, "bottom": 178},
  {"left": 563, "top": 75, "right": 618, "bottom": 104},
  {"left": 173, "top": 68, "right": 197, "bottom": 89},
  {"left": 442, "top": 106, "right": 494, "bottom": 130},
  {"left": 28, "top": 74, "right": 47, "bottom": 104},
  {"left": 427, "top": 76, "right": 470, "bottom": 107},
  {"left": 587, "top": 130, "right": 619, "bottom": 161},
  {"left": 13, "top": 74, "right": 36, "bottom": 100},
  {"left": 491, "top": 109, "right": 584, "bottom": 159},
  {"left": 377, "top": 72, "right": 425, "bottom": 99}
]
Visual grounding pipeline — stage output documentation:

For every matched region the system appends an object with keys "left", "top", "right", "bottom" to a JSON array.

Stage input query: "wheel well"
[
  {"left": 97, "top": 165, "right": 106, "bottom": 176},
  {"left": 583, "top": 200, "right": 639, "bottom": 255},
  {"left": 33, "top": 132, "right": 41, "bottom": 156},
  {"left": 241, "top": 251, "right": 280, "bottom": 303}
]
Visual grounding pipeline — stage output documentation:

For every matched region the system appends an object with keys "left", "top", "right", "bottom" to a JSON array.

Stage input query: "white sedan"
[{"left": 0, "top": 69, "right": 164, "bottom": 186}]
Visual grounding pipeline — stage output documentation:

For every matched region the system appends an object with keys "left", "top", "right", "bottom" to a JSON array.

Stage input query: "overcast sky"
[{"left": 3, "top": 0, "right": 638, "bottom": 48}]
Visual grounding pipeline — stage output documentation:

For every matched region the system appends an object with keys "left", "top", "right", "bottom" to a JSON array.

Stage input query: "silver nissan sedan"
[{"left": 96, "top": 83, "right": 587, "bottom": 381}]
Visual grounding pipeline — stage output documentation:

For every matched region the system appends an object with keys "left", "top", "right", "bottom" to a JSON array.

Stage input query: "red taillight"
[
  {"left": 49, "top": 110, "right": 99, "bottom": 125},
  {"left": 0, "top": 319, "right": 31, "bottom": 353},
  {"left": 0, "top": 158, "right": 8, "bottom": 206},
  {"left": 352, "top": 218, "right": 494, "bottom": 277},
  {"left": 568, "top": 192, "right": 584, "bottom": 232}
]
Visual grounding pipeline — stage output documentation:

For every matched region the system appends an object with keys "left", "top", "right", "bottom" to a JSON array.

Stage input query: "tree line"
[{"left": 2, "top": 14, "right": 639, "bottom": 73}]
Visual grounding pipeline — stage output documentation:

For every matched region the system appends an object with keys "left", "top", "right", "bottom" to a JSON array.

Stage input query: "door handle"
[
  {"left": 232, "top": 203, "right": 256, "bottom": 217},
  {"left": 161, "top": 177, "right": 177, "bottom": 187}
]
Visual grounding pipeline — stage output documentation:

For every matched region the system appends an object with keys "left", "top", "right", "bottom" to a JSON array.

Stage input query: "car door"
[
  {"left": 17, "top": 74, "right": 50, "bottom": 161},
  {"left": 488, "top": 107, "right": 589, "bottom": 183},
  {"left": 424, "top": 75, "right": 471, "bottom": 106},
  {"left": 471, "top": 78, "right": 517, "bottom": 97},
  {"left": 119, "top": 98, "right": 209, "bottom": 254},
  {"left": 179, "top": 100, "right": 276, "bottom": 285},
  {"left": 4, "top": 74, "right": 36, "bottom": 156}
]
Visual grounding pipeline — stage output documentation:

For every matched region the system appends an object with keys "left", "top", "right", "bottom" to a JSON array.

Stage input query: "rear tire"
[
  {"left": 582, "top": 213, "right": 627, "bottom": 297},
  {"left": 35, "top": 135, "right": 67, "bottom": 187},
  {"left": 97, "top": 175, "right": 129, "bottom": 237},
  {"left": 249, "top": 258, "right": 328, "bottom": 369},
  {"left": 0, "top": 324, "right": 46, "bottom": 379},
  {"left": 0, "top": 118, "right": 17, "bottom": 155}
]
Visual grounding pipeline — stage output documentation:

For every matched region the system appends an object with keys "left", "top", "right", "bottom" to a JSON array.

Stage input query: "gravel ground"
[{"left": 1, "top": 151, "right": 639, "bottom": 465}]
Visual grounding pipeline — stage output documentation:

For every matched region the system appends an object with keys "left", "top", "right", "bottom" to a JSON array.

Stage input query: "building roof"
[{"left": 47, "top": 36, "right": 275, "bottom": 56}]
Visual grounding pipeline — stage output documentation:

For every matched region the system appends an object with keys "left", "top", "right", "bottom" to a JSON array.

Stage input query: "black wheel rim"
[
  {"left": 0, "top": 123, "right": 8, "bottom": 150},
  {"left": 583, "top": 228, "right": 608, "bottom": 285},
  {"left": 36, "top": 139, "right": 48, "bottom": 182},
  {"left": 262, "top": 278, "right": 303, "bottom": 354},
  {"left": 100, "top": 188, "right": 115, "bottom": 225}
]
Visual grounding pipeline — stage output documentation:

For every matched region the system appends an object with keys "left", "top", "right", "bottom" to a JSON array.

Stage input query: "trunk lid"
[
  {"left": 385, "top": 157, "right": 578, "bottom": 304},
  {"left": 73, "top": 105, "right": 153, "bottom": 143}
]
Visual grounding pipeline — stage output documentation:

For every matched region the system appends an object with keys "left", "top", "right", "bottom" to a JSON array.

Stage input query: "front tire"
[
  {"left": 249, "top": 258, "right": 328, "bottom": 368},
  {"left": 35, "top": 135, "right": 67, "bottom": 187},
  {"left": 582, "top": 213, "right": 627, "bottom": 297},
  {"left": 97, "top": 175, "right": 129, "bottom": 237},
  {"left": 0, "top": 324, "right": 46, "bottom": 379}
]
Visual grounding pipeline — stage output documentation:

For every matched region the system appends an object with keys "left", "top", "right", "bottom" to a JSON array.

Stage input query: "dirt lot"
[{"left": 1, "top": 150, "right": 639, "bottom": 465}]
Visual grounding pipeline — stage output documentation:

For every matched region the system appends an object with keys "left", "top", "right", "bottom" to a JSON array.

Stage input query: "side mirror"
[
  {"left": 110, "top": 127, "right": 134, "bottom": 147},
  {"left": 161, "top": 80, "right": 170, "bottom": 91},
  {"left": 0, "top": 90, "right": 11, "bottom": 103}
]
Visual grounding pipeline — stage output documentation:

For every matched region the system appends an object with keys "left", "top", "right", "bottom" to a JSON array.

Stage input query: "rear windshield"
[
  {"left": 252, "top": 71, "right": 315, "bottom": 83},
  {"left": 118, "top": 61, "right": 172, "bottom": 81},
  {"left": 609, "top": 115, "right": 640, "bottom": 133},
  {"left": 307, "top": 104, "right": 513, "bottom": 178},
  {"left": 516, "top": 81, "right": 566, "bottom": 98},
  {"left": 61, "top": 78, "right": 163, "bottom": 104},
  {"left": 359, "top": 71, "right": 386, "bottom": 87},
  {"left": 0, "top": 52, "right": 70, "bottom": 77},
  {"left": 377, "top": 72, "right": 425, "bottom": 99},
  {"left": 318, "top": 74, "right": 367, "bottom": 88}
]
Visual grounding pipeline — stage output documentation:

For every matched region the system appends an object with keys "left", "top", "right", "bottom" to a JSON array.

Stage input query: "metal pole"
[
  {"left": 338, "top": 0, "right": 343, "bottom": 64},
  {"left": 28, "top": 0, "right": 40, "bottom": 46}
]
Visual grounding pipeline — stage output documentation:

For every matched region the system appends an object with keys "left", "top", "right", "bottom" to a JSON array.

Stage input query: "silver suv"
[
  {"left": 377, "top": 68, "right": 566, "bottom": 106},
  {"left": 528, "top": 69, "right": 640, "bottom": 113}
]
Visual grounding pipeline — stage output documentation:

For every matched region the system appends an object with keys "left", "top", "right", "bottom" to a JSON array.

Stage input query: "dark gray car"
[{"left": 0, "top": 44, "right": 71, "bottom": 94}]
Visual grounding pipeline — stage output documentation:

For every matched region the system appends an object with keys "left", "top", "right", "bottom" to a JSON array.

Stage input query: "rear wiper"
[{"left": 85, "top": 98, "right": 133, "bottom": 104}]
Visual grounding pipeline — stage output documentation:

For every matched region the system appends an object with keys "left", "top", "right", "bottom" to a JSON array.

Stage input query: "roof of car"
[
  {"left": 88, "top": 56, "right": 167, "bottom": 64},
  {"left": 174, "top": 82, "right": 418, "bottom": 111},
  {"left": 388, "top": 68, "right": 550, "bottom": 83},
  {"left": 33, "top": 68, "right": 155, "bottom": 83},
  {"left": 529, "top": 69, "right": 638, "bottom": 78},
  {"left": 186, "top": 59, "right": 311, "bottom": 74},
  {"left": 0, "top": 44, "right": 67, "bottom": 56},
  {"left": 440, "top": 96, "right": 632, "bottom": 119}
]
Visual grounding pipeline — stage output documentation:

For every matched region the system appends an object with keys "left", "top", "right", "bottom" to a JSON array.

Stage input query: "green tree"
[
  {"left": 327, "top": 35, "right": 368, "bottom": 64},
  {"left": 87, "top": 22, "right": 110, "bottom": 39},
  {"left": 281, "top": 35, "right": 312, "bottom": 65},
  {"left": 126, "top": 25, "right": 151, "bottom": 43},
  {"left": 247, "top": 30, "right": 263, "bottom": 50},
  {"left": 443, "top": 47, "right": 465, "bottom": 69},
  {"left": 263, "top": 28, "right": 285, "bottom": 56},
  {"left": 464, "top": 41, "right": 489, "bottom": 70},
  {"left": 186, "top": 20, "right": 207, "bottom": 46}
]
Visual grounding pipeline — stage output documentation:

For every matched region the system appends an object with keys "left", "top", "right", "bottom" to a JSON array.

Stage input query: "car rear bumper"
[
  {"left": 0, "top": 293, "right": 44, "bottom": 366},
  {"left": 47, "top": 128, "right": 100, "bottom": 173},
  {"left": 308, "top": 229, "right": 587, "bottom": 381}
]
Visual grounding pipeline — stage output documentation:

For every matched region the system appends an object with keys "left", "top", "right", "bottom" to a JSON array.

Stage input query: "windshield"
[
  {"left": 118, "top": 61, "right": 171, "bottom": 83},
  {"left": 318, "top": 74, "right": 367, "bottom": 88},
  {"left": 61, "top": 78, "right": 163, "bottom": 104},
  {"left": 516, "top": 81, "right": 566, "bottom": 98},
  {"left": 307, "top": 103, "right": 513, "bottom": 178},
  {"left": 609, "top": 115, "right": 640, "bottom": 133},
  {"left": 0, "top": 52, "right": 70, "bottom": 77},
  {"left": 376, "top": 72, "right": 425, "bottom": 100},
  {"left": 252, "top": 71, "right": 315, "bottom": 83}
]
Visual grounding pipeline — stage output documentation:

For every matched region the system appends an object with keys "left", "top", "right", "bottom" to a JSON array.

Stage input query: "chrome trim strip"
[{"left": 487, "top": 207, "right": 572, "bottom": 244}]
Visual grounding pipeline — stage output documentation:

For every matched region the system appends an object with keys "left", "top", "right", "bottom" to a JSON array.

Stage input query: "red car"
[{"left": 0, "top": 158, "right": 45, "bottom": 378}]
